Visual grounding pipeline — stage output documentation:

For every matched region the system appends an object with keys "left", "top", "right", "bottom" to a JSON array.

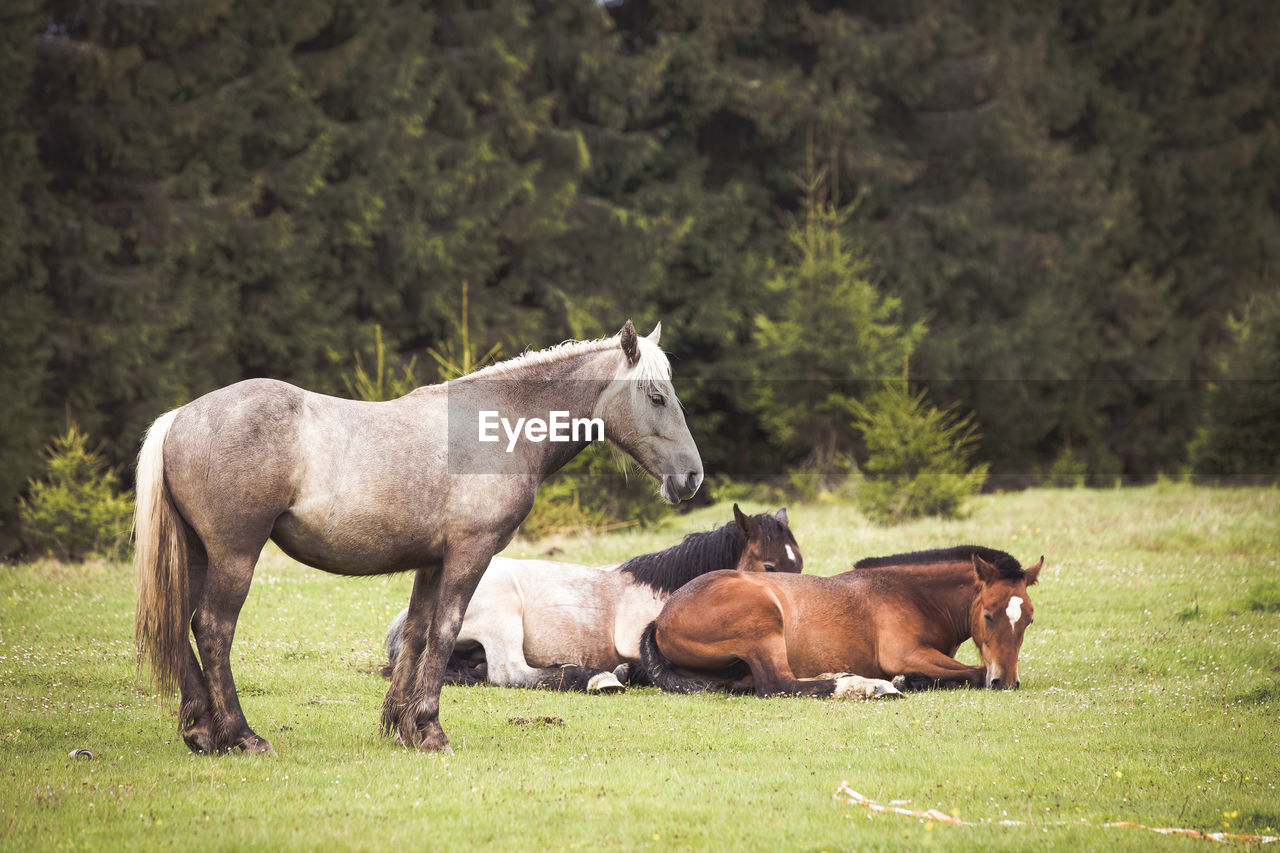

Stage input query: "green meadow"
[{"left": 2, "top": 484, "right": 1277, "bottom": 851}]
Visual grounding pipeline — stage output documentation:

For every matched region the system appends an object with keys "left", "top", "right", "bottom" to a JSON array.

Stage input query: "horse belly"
[
  {"left": 270, "top": 508, "right": 443, "bottom": 574},
  {"left": 784, "top": 614, "right": 884, "bottom": 679}
]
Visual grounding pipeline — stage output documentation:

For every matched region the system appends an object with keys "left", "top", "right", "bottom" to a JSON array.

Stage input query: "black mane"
[
  {"left": 854, "top": 545, "right": 1025, "bottom": 580},
  {"left": 618, "top": 513, "right": 789, "bottom": 594}
]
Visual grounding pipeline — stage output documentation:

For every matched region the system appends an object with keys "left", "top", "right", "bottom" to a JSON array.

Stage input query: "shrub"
[
  {"left": 19, "top": 426, "right": 134, "bottom": 560},
  {"left": 849, "top": 384, "right": 988, "bottom": 524},
  {"left": 1046, "top": 447, "right": 1087, "bottom": 488}
]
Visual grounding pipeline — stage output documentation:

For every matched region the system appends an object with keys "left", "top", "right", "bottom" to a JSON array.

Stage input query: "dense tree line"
[{"left": 2, "top": 0, "right": 1277, "bottom": 551}]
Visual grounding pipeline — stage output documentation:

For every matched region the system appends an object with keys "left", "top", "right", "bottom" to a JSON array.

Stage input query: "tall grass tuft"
[{"left": 1245, "top": 578, "right": 1280, "bottom": 613}]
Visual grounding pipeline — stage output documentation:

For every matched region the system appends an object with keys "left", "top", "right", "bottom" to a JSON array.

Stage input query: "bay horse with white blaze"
[
  {"left": 385, "top": 505, "right": 801, "bottom": 692},
  {"left": 640, "top": 546, "right": 1042, "bottom": 697},
  {"left": 134, "top": 321, "right": 702, "bottom": 753}
]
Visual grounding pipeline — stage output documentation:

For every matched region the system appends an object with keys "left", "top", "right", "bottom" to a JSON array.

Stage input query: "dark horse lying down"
[
  {"left": 385, "top": 505, "right": 801, "bottom": 693},
  {"left": 640, "top": 546, "right": 1042, "bottom": 697}
]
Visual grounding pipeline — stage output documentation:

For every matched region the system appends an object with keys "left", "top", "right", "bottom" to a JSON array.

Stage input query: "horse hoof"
[
  {"left": 412, "top": 736, "right": 454, "bottom": 754},
  {"left": 587, "top": 671, "right": 626, "bottom": 694},
  {"left": 239, "top": 735, "right": 276, "bottom": 755},
  {"left": 891, "top": 675, "right": 908, "bottom": 691},
  {"left": 182, "top": 727, "right": 214, "bottom": 754},
  {"left": 872, "top": 679, "right": 904, "bottom": 699},
  {"left": 398, "top": 723, "right": 452, "bottom": 752},
  {"left": 613, "top": 663, "right": 632, "bottom": 683}
]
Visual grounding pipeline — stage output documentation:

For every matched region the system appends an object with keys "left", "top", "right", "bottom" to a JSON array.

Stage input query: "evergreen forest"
[{"left": 2, "top": 0, "right": 1278, "bottom": 552}]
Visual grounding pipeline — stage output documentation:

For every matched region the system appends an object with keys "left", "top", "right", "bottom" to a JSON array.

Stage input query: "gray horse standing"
[{"left": 134, "top": 321, "right": 702, "bottom": 753}]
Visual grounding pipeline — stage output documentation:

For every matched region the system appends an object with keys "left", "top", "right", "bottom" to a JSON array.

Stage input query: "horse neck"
[
  {"left": 459, "top": 348, "right": 616, "bottom": 478},
  {"left": 871, "top": 563, "right": 977, "bottom": 647},
  {"left": 928, "top": 564, "right": 981, "bottom": 645}
]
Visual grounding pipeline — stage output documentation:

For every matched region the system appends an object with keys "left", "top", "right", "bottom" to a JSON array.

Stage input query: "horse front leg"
[
  {"left": 892, "top": 647, "right": 987, "bottom": 690},
  {"left": 381, "top": 565, "right": 443, "bottom": 739},
  {"left": 390, "top": 540, "right": 498, "bottom": 751}
]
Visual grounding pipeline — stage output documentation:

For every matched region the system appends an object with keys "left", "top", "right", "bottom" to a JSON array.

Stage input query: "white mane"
[{"left": 455, "top": 330, "right": 671, "bottom": 388}]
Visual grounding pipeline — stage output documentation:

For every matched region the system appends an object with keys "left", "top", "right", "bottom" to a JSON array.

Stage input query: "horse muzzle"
[
  {"left": 660, "top": 469, "right": 703, "bottom": 503},
  {"left": 985, "top": 665, "right": 1019, "bottom": 690}
]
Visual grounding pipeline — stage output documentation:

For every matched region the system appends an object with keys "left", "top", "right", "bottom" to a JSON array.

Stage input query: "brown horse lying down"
[{"left": 639, "top": 546, "right": 1042, "bottom": 697}]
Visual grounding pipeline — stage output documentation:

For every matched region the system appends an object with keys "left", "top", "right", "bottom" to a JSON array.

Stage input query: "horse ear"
[
  {"left": 1024, "top": 556, "right": 1043, "bottom": 586},
  {"left": 775, "top": 507, "right": 789, "bottom": 526},
  {"left": 972, "top": 553, "right": 999, "bottom": 584},
  {"left": 620, "top": 319, "right": 639, "bottom": 366},
  {"left": 733, "top": 503, "right": 757, "bottom": 536},
  {"left": 647, "top": 322, "right": 662, "bottom": 344}
]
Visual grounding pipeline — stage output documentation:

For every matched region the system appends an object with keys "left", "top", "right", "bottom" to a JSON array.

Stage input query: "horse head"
[
  {"left": 731, "top": 504, "right": 802, "bottom": 573},
  {"left": 594, "top": 320, "right": 703, "bottom": 503},
  {"left": 968, "top": 553, "right": 1042, "bottom": 689}
]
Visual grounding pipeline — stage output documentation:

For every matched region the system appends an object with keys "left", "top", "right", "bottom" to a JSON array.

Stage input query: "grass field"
[{"left": 2, "top": 484, "right": 1278, "bottom": 851}]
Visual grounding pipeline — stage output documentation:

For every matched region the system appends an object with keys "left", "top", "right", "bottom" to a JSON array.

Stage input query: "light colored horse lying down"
[{"left": 386, "top": 506, "right": 801, "bottom": 693}]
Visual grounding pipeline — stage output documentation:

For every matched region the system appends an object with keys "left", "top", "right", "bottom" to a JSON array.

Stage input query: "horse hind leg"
[
  {"left": 818, "top": 673, "right": 904, "bottom": 700},
  {"left": 192, "top": 546, "right": 273, "bottom": 754},
  {"left": 742, "top": 642, "right": 840, "bottom": 698},
  {"left": 175, "top": 541, "right": 217, "bottom": 753}
]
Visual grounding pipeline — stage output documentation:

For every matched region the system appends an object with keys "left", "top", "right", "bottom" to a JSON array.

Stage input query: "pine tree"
[
  {"left": 849, "top": 383, "right": 989, "bottom": 524},
  {"left": 1190, "top": 291, "right": 1280, "bottom": 483},
  {"left": 749, "top": 159, "right": 923, "bottom": 476}
]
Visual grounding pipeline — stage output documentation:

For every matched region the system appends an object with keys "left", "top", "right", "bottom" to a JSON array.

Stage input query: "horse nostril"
[
  {"left": 989, "top": 677, "right": 1003, "bottom": 690},
  {"left": 686, "top": 471, "right": 701, "bottom": 488},
  {"left": 1014, "top": 680, "right": 1021, "bottom": 690}
]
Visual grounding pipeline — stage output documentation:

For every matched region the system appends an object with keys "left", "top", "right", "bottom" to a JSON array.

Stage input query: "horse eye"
[
  {"left": 649, "top": 392, "right": 666, "bottom": 406},
  {"left": 763, "top": 563, "right": 776, "bottom": 572},
  {"left": 983, "top": 612, "right": 994, "bottom": 622}
]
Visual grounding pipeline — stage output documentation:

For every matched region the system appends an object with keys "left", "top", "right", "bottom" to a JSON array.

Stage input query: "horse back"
[{"left": 162, "top": 378, "right": 452, "bottom": 572}]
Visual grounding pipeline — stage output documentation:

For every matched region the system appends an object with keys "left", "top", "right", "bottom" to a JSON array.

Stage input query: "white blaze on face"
[
  {"left": 1006, "top": 596, "right": 1024, "bottom": 632},
  {"left": 785, "top": 544, "right": 796, "bottom": 563}
]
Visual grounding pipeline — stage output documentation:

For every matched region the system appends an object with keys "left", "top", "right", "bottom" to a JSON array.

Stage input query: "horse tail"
[
  {"left": 638, "top": 622, "right": 727, "bottom": 694},
  {"left": 133, "top": 409, "right": 189, "bottom": 696}
]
